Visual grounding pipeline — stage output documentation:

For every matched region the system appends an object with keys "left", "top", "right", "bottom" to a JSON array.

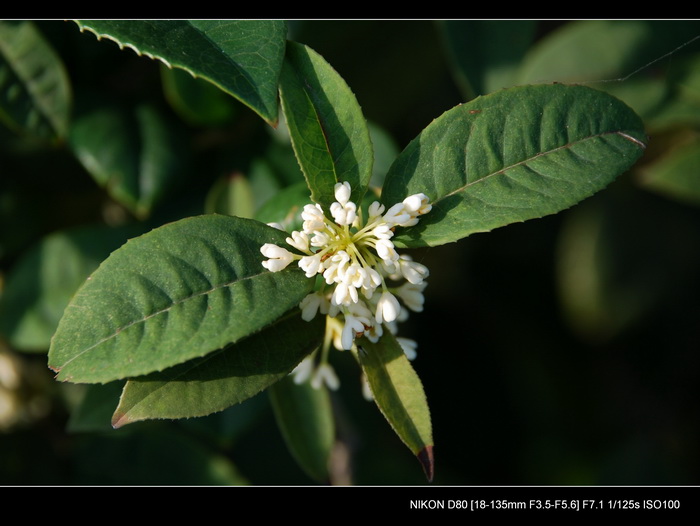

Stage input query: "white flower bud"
[
  {"left": 260, "top": 243, "right": 294, "bottom": 272},
  {"left": 375, "top": 291, "right": 401, "bottom": 324},
  {"left": 334, "top": 181, "right": 352, "bottom": 206},
  {"left": 286, "top": 231, "right": 310, "bottom": 253},
  {"left": 299, "top": 254, "right": 323, "bottom": 278}
]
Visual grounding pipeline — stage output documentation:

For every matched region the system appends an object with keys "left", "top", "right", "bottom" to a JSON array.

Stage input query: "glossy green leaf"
[
  {"left": 440, "top": 20, "right": 536, "bottom": 98},
  {"left": 0, "top": 20, "right": 71, "bottom": 139},
  {"left": 279, "top": 42, "right": 373, "bottom": 211},
  {"left": 69, "top": 103, "right": 188, "bottom": 218},
  {"left": 381, "top": 84, "right": 647, "bottom": 248},
  {"left": 113, "top": 312, "right": 324, "bottom": 427},
  {"left": 640, "top": 138, "right": 700, "bottom": 205},
  {"left": 161, "top": 65, "right": 238, "bottom": 126},
  {"left": 269, "top": 374, "right": 334, "bottom": 483},
  {"left": 0, "top": 225, "right": 140, "bottom": 352},
  {"left": 48, "top": 215, "right": 314, "bottom": 384},
  {"left": 359, "top": 331, "right": 433, "bottom": 481},
  {"left": 74, "top": 20, "right": 286, "bottom": 125}
]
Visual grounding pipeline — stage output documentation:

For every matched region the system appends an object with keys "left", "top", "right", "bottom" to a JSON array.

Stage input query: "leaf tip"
[
  {"left": 417, "top": 445, "right": 434, "bottom": 483},
  {"left": 111, "top": 411, "right": 131, "bottom": 429}
]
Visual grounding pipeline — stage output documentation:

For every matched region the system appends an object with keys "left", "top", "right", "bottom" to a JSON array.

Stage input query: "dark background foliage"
[{"left": 1, "top": 20, "right": 699, "bottom": 485}]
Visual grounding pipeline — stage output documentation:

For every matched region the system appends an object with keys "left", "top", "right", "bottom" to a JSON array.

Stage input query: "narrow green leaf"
[
  {"left": 0, "top": 20, "right": 71, "bottom": 139},
  {"left": 440, "top": 20, "right": 536, "bottom": 98},
  {"left": 279, "top": 41, "right": 373, "bottom": 211},
  {"left": 381, "top": 84, "right": 647, "bottom": 248},
  {"left": 48, "top": 215, "right": 314, "bottom": 384},
  {"left": 69, "top": 103, "right": 188, "bottom": 218},
  {"left": 74, "top": 20, "right": 286, "bottom": 125},
  {"left": 269, "top": 375, "right": 334, "bottom": 483},
  {"left": 112, "top": 312, "right": 324, "bottom": 427},
  {"left": 0, "top": 225, "right": 140, "bottom": 352},
  {"left": 359, "top": 331, "right": 433, "bottom": 481}
]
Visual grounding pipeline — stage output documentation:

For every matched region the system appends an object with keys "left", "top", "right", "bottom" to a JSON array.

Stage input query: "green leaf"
[
  {"left": 69, "top": 102, "right": 188, "bottom": 218},
  {"left": 440, "top": 20, "right": 536, "bottom": 98},
  {"left": 161, "top": 65, "right": 238, "bottom": 126},
  {"left": 48, "top": 215, "right": 314, "bottom": 384},
  {"left": 639, "top": 137, "right": 700, "bottom": 205},
  {"left": 112, "top": 312, "right": 324, "bottom": 427},
  {"left": 0, "top": 20, "right": 71, "bottom": 139},
  {"left": 255, "top": 180, "right": 311, "bottom": 232},
  {"left": 359, "top": 331, "right": 433, "bottom": 481},
  {"left": 269, "top": 375, "right": 334, "bottom": 483},
  {"left": 279, "top": 41, "right": 373, "bottom": 211},
  {"left": 517, "top": 21, "right": 652, "bottom": 85},
  {"left": 67, "top": 382, "right": 124, "bottom": 432},
  {"left": 381, "top": 84, "right": 647, "bottom": 248},
  {"left": 0, "top": 225, "right": 140, "bottom": 352},
  {"left": 74, "top": 20, "right": 286, "bottom": 125},
  {"left": 204, "top": 173, "right": 255, "bottom": 218},
  {"left": 73, "top": 424, "right": 248, "bottom": 485}
]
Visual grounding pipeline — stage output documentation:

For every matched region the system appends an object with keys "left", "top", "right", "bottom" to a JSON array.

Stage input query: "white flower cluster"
[{"left": 260, "top": 182, "right": 431, "bottom": 390}]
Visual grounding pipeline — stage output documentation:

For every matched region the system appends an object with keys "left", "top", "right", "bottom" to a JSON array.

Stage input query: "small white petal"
[
  {"left": 368, "top": 201, "right": 385, "bottom": 219},
  {"left": 399, "top": 257, "right": 429, "bottom": 284},
  {"left": 299, "top": 292, "right": 325, "bottom": 321},
  {"left": 311, "top": 364, "right": 340, "bottom": 390},
  {"left": 334, "top": 181, "right": 352, "bottom": 206},
  {"left": 267, "top": 222, "right": 285, "bottom": 231},
  {"left": 375, "top": 239, "right": 399, "bottom": 263},
  {"left": 383, "top": 203, "right": 411, "bottom": 226},
  {"left": 376, "top": 291, "right": 401, "bottom": 324},
  {"left": 260, "top": 243, "right": 294, "bottom": 272},
  {"left": 299, "top": 254, "right": 323, "bottom": 278},
  {"left": 397, "top": 337, "right": 418, "bottom": 360},
  {"left": 292, "top": 356, "right": 315, "bottom": 384},
  {"left": 396, "top": 281, "right": 427, "bottom": 312},
  {"left": 286, "top": 231, "right": 309, "bottom": 252}
]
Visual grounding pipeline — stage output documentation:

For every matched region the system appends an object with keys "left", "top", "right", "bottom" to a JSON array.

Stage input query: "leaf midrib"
[
  {"left": 56, "top": 269, "right": 272, "bottom": 370},
  {"left": 435, "top": 129, "right": 644, "bottom": 205}
]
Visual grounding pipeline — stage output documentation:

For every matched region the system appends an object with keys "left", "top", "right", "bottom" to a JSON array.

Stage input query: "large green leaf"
[
  {"left": 0, "top": 225, "right": 140, "bottom": 352},
  {"left": 69, "top": 103, "right": 187, "bottom": 218},
  {"left": 279, "top": 42, "right": 373, "bottom": 211},
  {"left": 381, "top": 84, "right": 647, "bottom": 248},
  {"left": 74, "top": 20, "right": 286, "bottom": 125},
  {"left": 0, "top": 20, "right": 71, "bottom": 139},
  {"left": 359, "top": 331, "right": 433, "bottom": 481},
  {"left": 112, "top": 312, "right": 324, "bottom": 427},
  {"left": 48, "top": 215, "right": 314, "bottom": 384},
  {"left": 269, "top": 374, "right": 334, "bottom": 483}
]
